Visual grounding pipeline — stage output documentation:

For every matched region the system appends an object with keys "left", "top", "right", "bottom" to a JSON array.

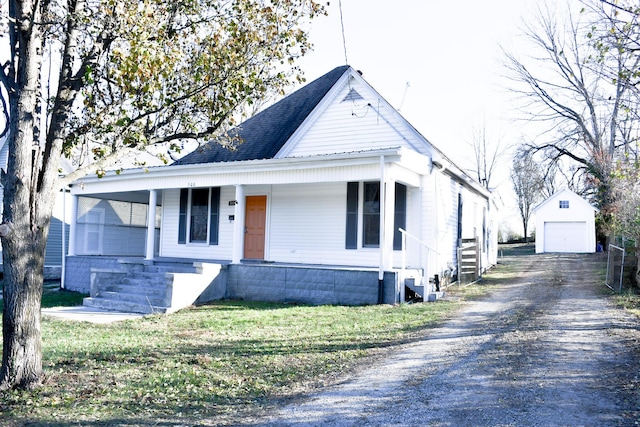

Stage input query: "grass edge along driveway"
[
  {"left": 3, "top": 247, "right": 635, "bottom": 426},
  {"left": 0, "top": 292, "right": 481, "bottom": 425}
]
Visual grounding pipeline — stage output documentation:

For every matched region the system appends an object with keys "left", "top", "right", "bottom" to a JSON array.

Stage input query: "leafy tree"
[
  {"left": 0, "top": 0, "right": 325, "bottom": 390},
  {"left": 611, "top": 156, "right": 640, "bottom": 241},
  {"left": 610, "top": 154, "right": 640, "bottom": 281},
  {"left": 511, "top": 149, "right": 544, "bottom": 242}
]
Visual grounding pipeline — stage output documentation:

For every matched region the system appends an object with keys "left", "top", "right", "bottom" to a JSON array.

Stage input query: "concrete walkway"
[
  {"left": 41, "top": 306, "right": 145, "bottom": 324},
  {"left": 1, "top": 281, "right": 145, "bottom": 324}
]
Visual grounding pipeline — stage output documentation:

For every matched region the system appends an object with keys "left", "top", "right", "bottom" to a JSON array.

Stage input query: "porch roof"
[{"left": 70, "top": 147, "right": 432, "bottom": 196}]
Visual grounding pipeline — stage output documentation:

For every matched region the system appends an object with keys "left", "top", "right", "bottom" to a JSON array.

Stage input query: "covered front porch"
[{"left": 63, "top": 148, "right": 441, "bottom": 311}]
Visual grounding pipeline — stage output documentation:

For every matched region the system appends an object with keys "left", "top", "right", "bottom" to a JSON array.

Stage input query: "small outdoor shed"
[{"left": 533, "top": 189, "right": 598, "bottom": 254}]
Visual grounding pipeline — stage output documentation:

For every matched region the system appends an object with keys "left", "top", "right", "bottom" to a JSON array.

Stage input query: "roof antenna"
[
  {"left": 338, "top": 0, "right": 349, "bottom": 65},
  {"left": 398, "top": 81, "right": 410, "bottom": 111}
]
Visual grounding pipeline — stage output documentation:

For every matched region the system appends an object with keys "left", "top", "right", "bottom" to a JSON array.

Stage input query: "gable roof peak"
[
  {"left": 173, "top": 65, "right": 352, "bottom": 166},
  {"left": 533, "top": 188, "right": 598, "bottom": 212}
]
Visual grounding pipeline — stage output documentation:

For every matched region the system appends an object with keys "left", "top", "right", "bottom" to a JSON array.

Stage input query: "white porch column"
[
  {"left": 379, "top": 156, "right": 386, "bottom": 283},
  {"left": 145, "top": 189, "right": 158, "bottom": 260},
  {"left": 379, "top": 157, "right": 396, "bottom": 274},
  {"left": 67, "top": 194, "right": 78, "bottom": 256},
  {"left": 232, "top": 185, "right": 245, "bottom": 264},
  {"left": 383, "top": 178, "right": 396, "bottom": 272}
]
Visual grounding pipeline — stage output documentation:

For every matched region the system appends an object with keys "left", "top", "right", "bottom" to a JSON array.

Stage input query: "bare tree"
[
  {"left": 511, "top": 149, "right": 544, "bottom": 242},
  {"left": 504, "top": 1, "right": 640, "bottom": 219},
  {"left": 467, "top": 123, "right": 507, "bottom": 190}
]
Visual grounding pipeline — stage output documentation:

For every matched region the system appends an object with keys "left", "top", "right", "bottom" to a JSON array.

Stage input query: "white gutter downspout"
[
  {"left": 434, "top": 160, "right": 449, "bottom": 287},
  {"left": 378, "top": 155, "right": 386, "bottom": 304}
]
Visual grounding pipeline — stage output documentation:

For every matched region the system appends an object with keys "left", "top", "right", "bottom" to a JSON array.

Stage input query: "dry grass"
[{"left": 1, "top": 298, "right": 463, "bottom": 426}]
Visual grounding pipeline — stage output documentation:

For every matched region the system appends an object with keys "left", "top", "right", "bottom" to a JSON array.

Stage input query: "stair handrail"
[{"left": 399, "top": 228, "right": 440, "bottom": 296}]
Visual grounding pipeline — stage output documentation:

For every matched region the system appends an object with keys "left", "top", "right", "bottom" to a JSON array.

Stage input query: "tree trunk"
[
  {"left": 0, "top": 125, "right": 53, "bottom": 390},
  {"left": 0, "top": 0, "right": 51, "bottom": 390},
  {"left": 0, "top": 231, "right": 48, "bottom": 390}
]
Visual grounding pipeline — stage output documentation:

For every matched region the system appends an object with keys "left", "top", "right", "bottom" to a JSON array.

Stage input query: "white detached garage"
[{"left": 533, "top": 189, "right": 598, "bottom": 254}]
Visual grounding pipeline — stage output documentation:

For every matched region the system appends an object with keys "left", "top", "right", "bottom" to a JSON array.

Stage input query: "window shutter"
[
  {"left": 393, "top": 183, "right": 407, "bottom": 250},
  {"left": 363, "top": 182, "right": 380, "bottom": 247},
  {"left": 209, "top": 187, "right": 220, "bottom": 245},
  {"left": 345, "top": 182, "right": 359, "bottom": 249},
  {"left": 178, "top": 189, "right": 188, "bottom": 244}
]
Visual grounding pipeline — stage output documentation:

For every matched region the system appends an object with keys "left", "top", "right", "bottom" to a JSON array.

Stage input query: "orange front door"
[{"left": 244, "top": 196, "right": 267, "bottom": 259}]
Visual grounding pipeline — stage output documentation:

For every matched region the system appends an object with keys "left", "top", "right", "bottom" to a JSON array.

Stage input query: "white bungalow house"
[
  {"left": 63, "top": 65, "right": 499, "bottom": 313},
  {"left": 533, "top": 188, "right": 598, "bottom": 254}
]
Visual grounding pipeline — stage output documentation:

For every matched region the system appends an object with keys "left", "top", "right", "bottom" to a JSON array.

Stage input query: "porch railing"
[{"left": 399, "top": 228, "right": 440, "bottom": 297}]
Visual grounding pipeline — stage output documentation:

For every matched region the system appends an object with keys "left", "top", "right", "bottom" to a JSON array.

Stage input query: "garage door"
[{"left": 543, "top": 222, "right": 587, "bottom": 253}]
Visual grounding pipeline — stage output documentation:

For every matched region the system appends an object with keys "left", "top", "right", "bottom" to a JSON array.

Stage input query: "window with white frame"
[
  {"left": 345, "top": 181, "right": 406, "bottom": 249},
  {"left": 559, "top": 200, "right": 569, "bottom": 209},
  {"left": 178, "top": 187, "right": 220, "bottom": 245}
]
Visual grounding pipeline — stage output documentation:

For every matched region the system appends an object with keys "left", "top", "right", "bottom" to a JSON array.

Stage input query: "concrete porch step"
[
  {"left": 122, "top": 274, "right": 169, "bottom": 287},
  {"left": 99, "top": 282, "right": 167, "bottom": 298},
  {"left": 145, "top": 263, "right": 201, "bottom": 274},
  {"left": 425, "top": 291, "right": 446, "bottom": 302},
  {"left": 83, "top": 296, "right": 168, "bottom": 315},
  {"left": 86, "top": 259, "right": 224, "bottom": 315},
  {"left": 95, "top": 290, "right": 166, "bottom": 307}
]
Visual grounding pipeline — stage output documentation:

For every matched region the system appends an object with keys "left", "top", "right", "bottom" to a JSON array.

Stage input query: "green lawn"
[
  {"left": 3, "top": 253, "right": 628, "bottom": 426},
  {"left": 0, "top": 283, "right": 492, "bottom": 426}
]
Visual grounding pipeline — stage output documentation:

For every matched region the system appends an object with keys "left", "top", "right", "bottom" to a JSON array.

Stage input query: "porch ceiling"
[{"left": 77, "top": 191, "right": 162, "bottom": 205}]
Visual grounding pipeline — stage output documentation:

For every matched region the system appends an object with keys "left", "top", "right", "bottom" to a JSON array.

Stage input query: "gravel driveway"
[{"left": 243, "top": 251, "right": 640, "bottom": 426}]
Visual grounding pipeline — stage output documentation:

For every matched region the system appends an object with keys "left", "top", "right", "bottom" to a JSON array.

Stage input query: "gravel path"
[{"left": 243, "top": 252, "right": 640, "bottom": 426}]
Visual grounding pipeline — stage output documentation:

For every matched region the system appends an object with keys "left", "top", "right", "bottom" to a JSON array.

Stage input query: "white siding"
[
  {"left": 391, "top": 186, "right": 421, "bottom": 268},
  {"left": 162, "top": 183, "right": 386, "bottom": 266},
  {"left": 283, "top": 80, "right": 433, "bottom": 159},
  {"left": 419, "top": 171, "right": 458, "bottom": 277},
  {"left": 419, "top": 170, "right": 494, "bottom": 279},
  {"left": 457, "top": 184, "right": 492, "bottom": 271},
  {"left": 160, "top": 187, "right": 236, "bottom": 260},
  {"left": 268, "top": 182, "right": 381, "bottom": 266},
  {"left": 270, "top": 183, "right": 343, "bottom": 264},
  {"left": 534, "top": 189, "right": 597, "bottom": 254}
]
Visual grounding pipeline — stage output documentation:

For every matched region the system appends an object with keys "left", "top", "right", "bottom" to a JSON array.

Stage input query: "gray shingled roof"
[{"left": 174, "top": 65, "right": 350, "bottom": 165}]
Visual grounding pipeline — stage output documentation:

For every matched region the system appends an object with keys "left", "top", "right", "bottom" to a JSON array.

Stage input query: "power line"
[{"left": 338, "top": 0, "right": 348, "bottom": 65}]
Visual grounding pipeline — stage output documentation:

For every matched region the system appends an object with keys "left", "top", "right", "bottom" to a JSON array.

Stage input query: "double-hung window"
[
  {"left": 345, "top": 181, "right": 406, "bottom": 249},
  {"left": 362, "top": 182, "right": 381, "bottom": 247},
  {"left": 178, "top": 187, "right": 220, "bottom": 245}
]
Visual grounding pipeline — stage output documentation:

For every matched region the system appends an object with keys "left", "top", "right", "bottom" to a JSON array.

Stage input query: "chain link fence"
[
  {"left": 606, "top": 244, "right": 625, "bottom": 292},
  {"left": 606, "top": 240, "right": 638, "bottom": 292}
]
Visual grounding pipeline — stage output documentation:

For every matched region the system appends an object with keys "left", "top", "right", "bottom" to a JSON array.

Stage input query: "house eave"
[
  {"left": 70, "top": 147, "right": 431, "bottom": 195},
  {"left": 432, "top": 159, "right": 491, "bottom": 199}
]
